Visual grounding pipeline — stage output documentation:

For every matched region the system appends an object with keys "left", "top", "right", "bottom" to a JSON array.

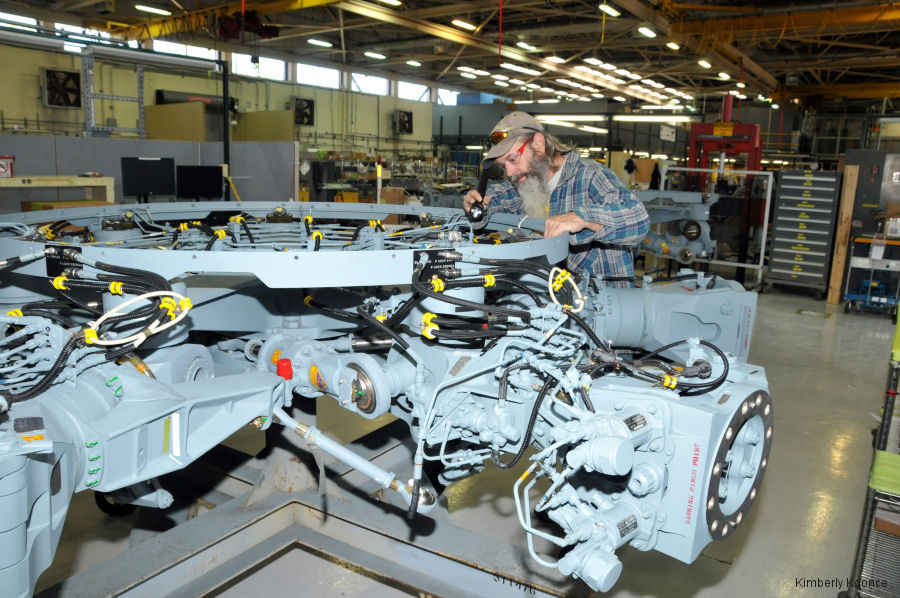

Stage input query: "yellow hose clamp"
[
  {"left": 179, "top": 222, "right": 190, "bottom": 231},
  {"left": 663, "top": 375, "right": 678, "bottom": 389},
  {"left": 431, "top": 278, "right": 445, "bottom": 292},
  {"left": 552, "top": 270, "right": 571, "bottom": 291},
  {"left": 52, "top": 275, "right": 69, "bottom": 290},
  {"left": 422, "top": 323, "right": 439, "bottom": 339},
  {"left": 483, "top": 273, "right": 496, "bottom": 287},
  {"left": 473, "top": 237, "right": 479, "bottom": 244},
  {"left": 6, "top": 309, "right": 23, "bottom": 317},
  {"left": 178, "top": 298, "right": 193, "bottom": 312},
  {"left": 312, "top": 231, "right": 323, "bottom": 241},
  {"left": 304, "top": 215, "right": 314, "bottom": 224},
  {"left": 422, "top": 312, "right": 437, "bottom": 327},
  {"left": 83, "top": 329, "right": 98, "bottom": 345},
  {"left": 304, "top": 295, "right": 315, "bottom": 307},
  {"left": 563, "top": 304, "right": 573, "bottom": 310},
  {"left": 376, "top": 314, "right": 387, "bottom": 322},
  {"left": 108, "top": 281, "right": 124, "bottom": 295},
  {"left": 493, "top": 238, "right": 501, "bottom": 245},
  {"left": 191, "top": 220, "right": 201, "bottom": 226},
  {"left": 229, "top": 215, "right": 245, "bottom": 223},
  {"left": 215, "top": 229, "right": 227, "bottom": 240}
]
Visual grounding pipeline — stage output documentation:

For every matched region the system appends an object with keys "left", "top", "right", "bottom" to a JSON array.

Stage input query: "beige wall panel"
[{"left": 145, "top": 102, "right": 206, "bottom": 141}]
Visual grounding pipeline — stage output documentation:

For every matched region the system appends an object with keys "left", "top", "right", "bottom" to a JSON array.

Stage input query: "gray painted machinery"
[{"left": 0, "top": 202, "right": 772, "bottom": 596}]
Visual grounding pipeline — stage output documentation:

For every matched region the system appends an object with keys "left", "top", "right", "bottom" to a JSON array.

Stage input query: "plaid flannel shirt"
[{"left": 483, "top": 152, "right": 650, "bottom": 287}]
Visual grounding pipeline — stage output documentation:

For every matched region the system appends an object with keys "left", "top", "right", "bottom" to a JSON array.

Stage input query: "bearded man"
[{"left": 463, "top": 111, "right": 650, "bottom": 288}]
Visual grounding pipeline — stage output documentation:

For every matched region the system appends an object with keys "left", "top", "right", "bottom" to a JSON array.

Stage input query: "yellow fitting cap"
[
  {"left": 431, "top": 279, "right": 445, "bottom": 292},
  {"left": 108, "top": 281, "right": 124, "bottom": 295},
  {"left": 483, "top": 273, "right": 496, "bottom": 287},
  {"left": 83, "top": 329, "right": 98, "bottom": 345},
  {"left": 215, "top": 229, "right": 227, "bottom": 239},
  {"left": 6, "top": 309, "right": 23, "bottom": 317},
  {"left": 422, "top": 323, "right": 440, "bottom": 340},
  {"left": 312, "top": 231, "right": 323, "bottom": 240},
  {"left": 52, "top": 275, "right": 68, "bottom": 290}
]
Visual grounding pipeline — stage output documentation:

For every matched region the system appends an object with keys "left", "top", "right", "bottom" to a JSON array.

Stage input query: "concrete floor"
[{"left": 35, "top": 289, "right": 895, "bottom": 597}]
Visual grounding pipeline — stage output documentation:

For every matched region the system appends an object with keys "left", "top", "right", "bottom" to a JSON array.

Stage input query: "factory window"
[
  {"left": 231, "top": 52, "right": 286, "bottom": 81},
  {"left": 437, "top": 89, "right": 459, "bottom": 106},
  {"left": 55, "top": 23, "right": 112, "bottom": 42},
  {"left": 350, "top": 73, "right": 388, "bottom": 96},
  {"left": 398, "top": 81, "right": 429, "bottom": 102},
  {"left": 297, "top": 63, "right": 341, "bottom": 89},
  {"left": 0, "top": 11, "right": 37, "bottom": 32},
  {"left": 152, "top": 40, "right": 217, "bottom": 60}
]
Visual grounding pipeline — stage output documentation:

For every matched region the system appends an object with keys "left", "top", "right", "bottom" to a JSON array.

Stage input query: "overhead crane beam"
[
  {"left": 103, "top": 0, "right": 342, "bottom": 41},
  {"left": 672, "top": 4, "right": 900, "bottom": 36},
  {"left": 785, "top": 82, "right": 900, "bottom": 100}
]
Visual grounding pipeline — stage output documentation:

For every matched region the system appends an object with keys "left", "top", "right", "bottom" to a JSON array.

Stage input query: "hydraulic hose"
[{"left": 491, "top": 376, "right": 555, "bottom": 469}]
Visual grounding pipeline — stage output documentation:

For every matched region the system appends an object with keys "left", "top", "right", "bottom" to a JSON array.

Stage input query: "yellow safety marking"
[
  {"left": 552, "top": 270, "right": 571, "bottom": 291},
  {"left": 163, "top": 417, "right": 170, "bottom": 454},
  {"left": 83, "top": 329, "right": 98, "bottom": 344},
  {"left": 52, "top": 275, "right": 68, "bottom": 290},
  {"left": 431, "top": 278, "right": 445, "bottom": 292},
  {"left": 6, "top": 309, "right": 23, "bottom": 317},
  {"left": 20, "top": 434, "right": 45, "bottom": 442},
  {"left": 271, "top": 349, "right": 282, "bottom": 364},
  {"left": 483, "top": 273, "right": 496, "bottom": 287},
  {"left": 518, "top": 470, "right": 531, "bottom": 483},
  {"left": 108, "top": 281, "right": 125, "bottom": 295}
]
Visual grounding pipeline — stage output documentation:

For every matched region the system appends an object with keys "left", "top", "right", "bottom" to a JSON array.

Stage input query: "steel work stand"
[{"left": 840, "top": 320, "right": 900, "bottom": 598}]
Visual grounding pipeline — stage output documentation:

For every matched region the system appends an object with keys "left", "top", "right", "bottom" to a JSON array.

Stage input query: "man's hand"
[
  {"left": 544, "top": 211, "right": 602, "bottom": 238},
  {"left": 463, "top": 189, "right": 491, "bottom": 213}
]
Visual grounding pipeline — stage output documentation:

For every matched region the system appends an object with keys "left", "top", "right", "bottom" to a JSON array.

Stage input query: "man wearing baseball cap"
[{"left": 463, "top": 111, "right": 649, "bottom": 287}]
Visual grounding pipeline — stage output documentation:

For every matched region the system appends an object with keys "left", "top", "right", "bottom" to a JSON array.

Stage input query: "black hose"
[
  {"left": 356, "top": 305, "right": 410, "bottom": 350},
  {"left": 407, "top": 478, "right": 421, "bottom": 520},
  {"left": 412, "top": 266, "right": 529, "bottom": 320},
  {"left": 0, "top": 335, "right": 81, "bottom": 405},
  {"left": 491, "top": 376, "right": 555, "bottom": 469},
  {"left": 565, "top": 308, "right": 613, "bottom": 352}
]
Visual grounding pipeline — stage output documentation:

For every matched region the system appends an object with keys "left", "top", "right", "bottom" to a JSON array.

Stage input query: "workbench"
[{"left": 0, "top": 175, "right": 115, "bottom": 203}]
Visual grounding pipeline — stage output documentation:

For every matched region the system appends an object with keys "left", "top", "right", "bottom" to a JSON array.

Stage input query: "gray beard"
[{"left": 513, "top": 155, "right": 552, "bottom": 219}]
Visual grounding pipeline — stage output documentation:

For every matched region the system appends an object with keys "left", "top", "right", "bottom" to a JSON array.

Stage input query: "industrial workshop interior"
[{"left": 1, "top": 1, "right": 900, "bottom": 597}]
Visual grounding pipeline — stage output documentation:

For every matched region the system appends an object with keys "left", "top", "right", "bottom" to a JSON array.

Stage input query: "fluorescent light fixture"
[
  {"left": 612, "top": 114, "right": 695, "bottom": 123},
  {"left": 364, "top": 51, "right": 386, "bottom": 59},
  {"left": 590, "top": 147, "right": 604, "bottom": 151},
  {"left": 540, "top": 87, "right": 555, "bottom": 92},
  {"left": 666, "top": 42, "right": 680, "bottom": 51},
  {"left": 376, "top": 0, "right": 402, "bottom": 5},
  {"left": 728, "top": 90, "right": 739, "bottom": 96},
  {"left": 640, "top": 104, "right": 684, "bottom": 110},
  {"left": 536, "top": 114, "right": 607, "bottom": 122},
  {"left": 537, "top": 98, "right": 559, "bottom": 103},
  {"left": 698, "top": 59, "right": 711, "bottom": 68},
  {"left": 613, "top": 96, "right": 626, "bottom": 102},
  {"left": 308, "top": 38, "right": 332, "bottom": 48},
  {"left": 135, "top": 4, "right": 172, "bottom": 16},
  {"left": 591, "top": 93, "right": 605, "bottom": 98},
  {"left": 451, "top": 19, "right": 476, "bottom": 31},
  {"left": 614, "top": 68, "right": 631, "bottom": 76},
  {"left": 651, "top": 154, "right": 668, "bottom": 159},
  {"left": 458, "top": 66, "right": 474, "bottom": 72},
  {"left": 579, "top": 125, "right": 609, "bottom": 133},
  {"left": 494, "top": 80, "right": 509, "bottom": 87},
  {"left": 517, "top": 99, "right": 534, "bottom": 104},
  {"left": 736, "top": 81, "right": 746, "bottom": 88},
  {"left": 718, "top": 72, "right": 730, "bottom": 80},
  {"left": 491, "top": 74, "right": 509, "bottom": 80},
  {"left": 584, "top": 57, "right": 603, "bottom": 66},
  {"left": 626, "top": 72, "right": 642, "bottom": 80},
  {"left": 501, "top": 62, "right": 541, "bottom": 76},
  {"left": 638, "top": 26, "right": 657, "bottom": 38},
  {"left": 460, "top": 72, "right": 477, "bottom": 79},
  {"left": 516, "top": 41, "right": 537, "bottom": 51},
  {"left": 771, "top": 103, "right": 780, "bottom": 109},
  {"left": 757, "top": 94, "right": 767, "bottom": 101},
  {"left": 465, "top": 145, "right": 482, "bottom": 150},
  {"left": 578, "top": 97, "right": 591, "bottom": 102},
  {"left": 541, "top": 119, "right": 576, "bottom": 128},
  {"left": 525, "top": 83, "right": 540, "bottom": 89},
  {"left": 406, "top": 60, "right": 421, "bottom": 67},
  {"left": 473, "top": 69, "right": 491, "bottom": 76},
  {"left": 509, "top": 78, "right": 525, "bottom": 85},
  {"left": 547, "top": 55, "right": 566, "bottom": 63},
  {"left": 598, "top": 3, "right": 620, "bottom": 17}
]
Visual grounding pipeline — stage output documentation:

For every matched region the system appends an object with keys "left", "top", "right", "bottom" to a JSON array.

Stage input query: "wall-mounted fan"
[
  {"left": 291, "top": 97, "right": 315, "bottom": 126},
  {"left": 42, "top": 68, "right": 82, "bottom": 109},
  {"left": 394, "top": 109, "right": 413, "bottom": 135}
]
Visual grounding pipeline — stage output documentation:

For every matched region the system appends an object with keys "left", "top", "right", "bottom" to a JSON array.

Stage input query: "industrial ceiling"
[{"left": 3, "top": 0, "right": 900, "bottom": 111}]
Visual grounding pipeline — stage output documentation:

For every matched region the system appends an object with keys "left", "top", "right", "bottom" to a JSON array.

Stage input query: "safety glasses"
[{"left": 488, "top": 126, "right": 542, "bottom": 147}]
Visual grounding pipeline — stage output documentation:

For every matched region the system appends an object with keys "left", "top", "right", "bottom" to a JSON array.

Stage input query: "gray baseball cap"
[{"left": 484, "top": 111, "right": 545, "bottom": 161}]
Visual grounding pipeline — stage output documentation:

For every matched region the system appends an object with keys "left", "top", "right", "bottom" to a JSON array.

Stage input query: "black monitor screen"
[
  {"left": 177, "top": 165, "right": 223, "bottom": 200},
  {"left": 121, "top": 157, "right": 176, "bottom": 198}
]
